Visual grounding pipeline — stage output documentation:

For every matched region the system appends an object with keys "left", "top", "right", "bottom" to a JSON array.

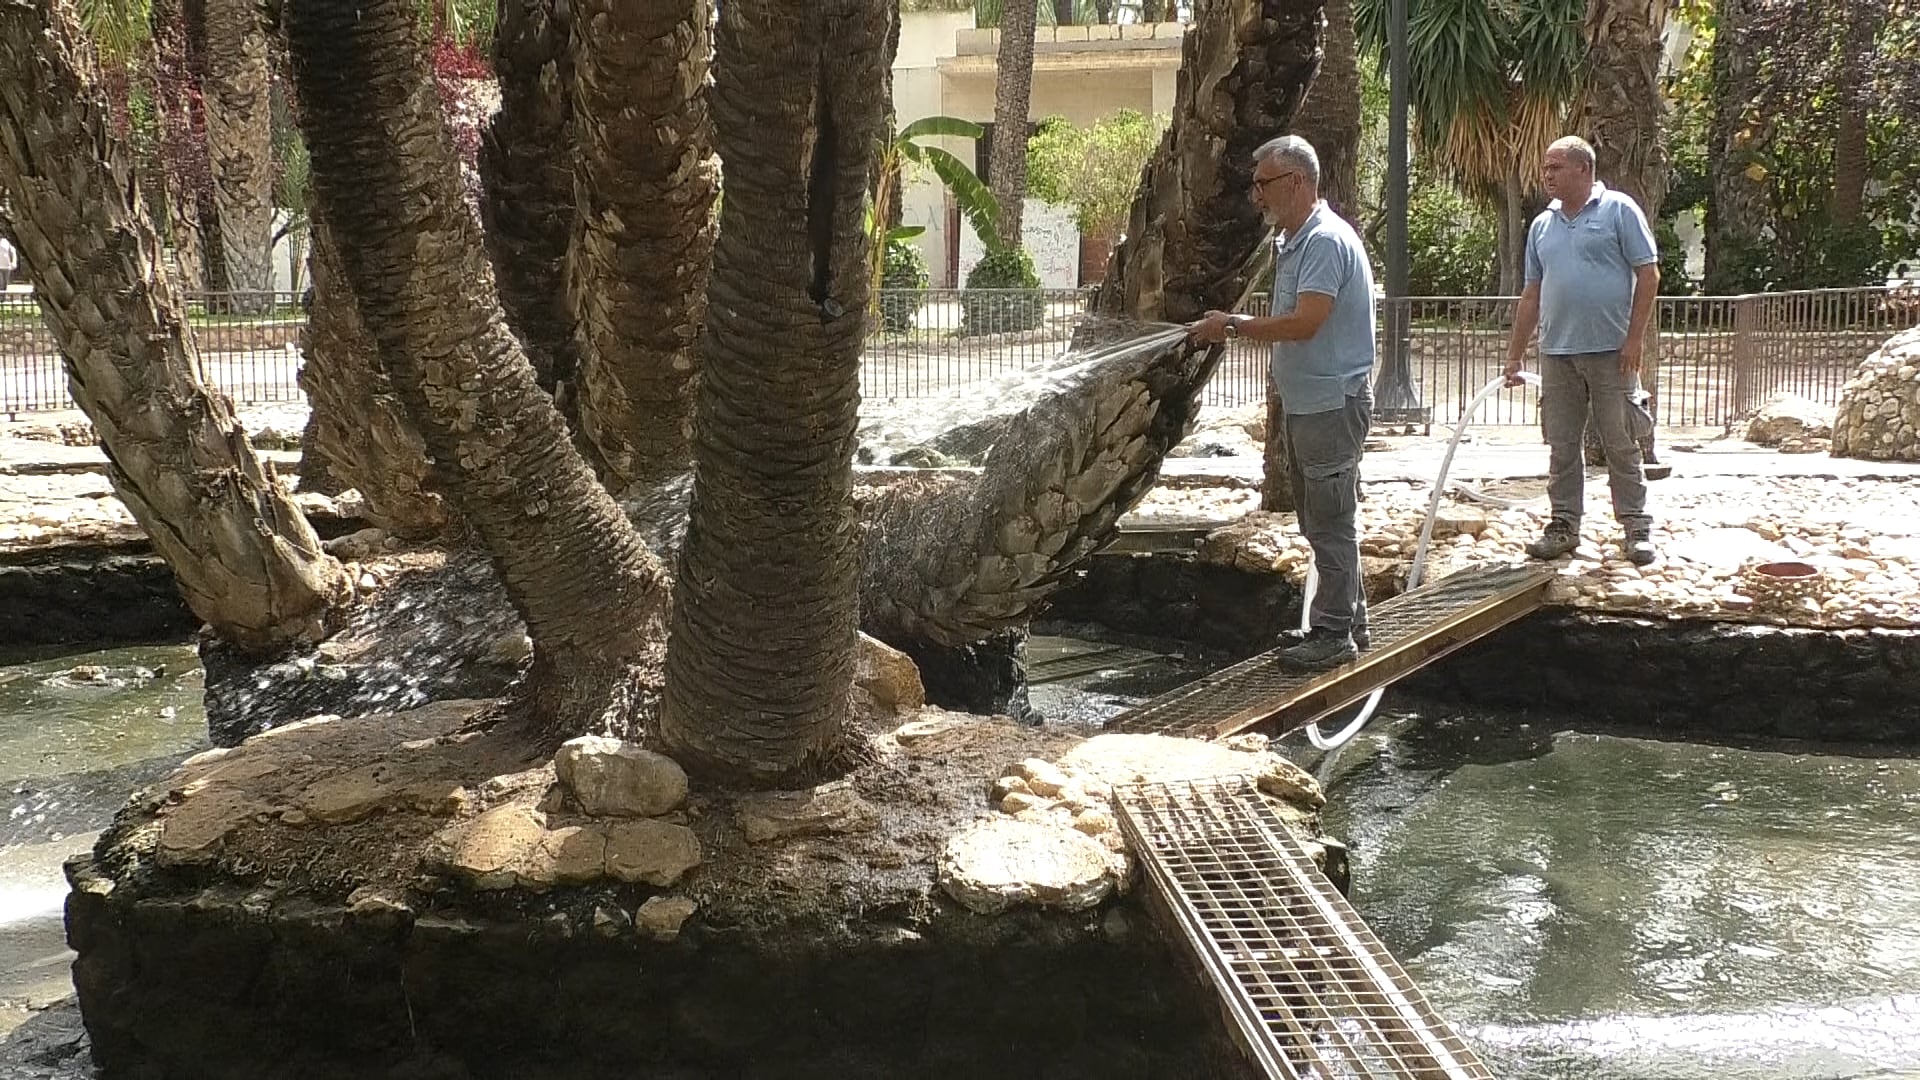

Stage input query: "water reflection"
[
  {"left": 1317, "top": 712, "right": 1920, "bottom": 1080},
  {"left": 0, "top": 641, "right": 206, "bottom": 1066}
]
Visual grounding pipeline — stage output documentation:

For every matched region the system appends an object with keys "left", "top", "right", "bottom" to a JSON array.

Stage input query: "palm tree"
[
  {"left": 0, "top": 0, "right": 351, "bottom": 652},
  {"left": 283, "top": 0, "right": 672, "bottom": 740},
  {"left": 1288, "top": 0, "right": 1361, "bottom": 220},
  {"left": 478, "top": 0, "right": 577, "bottom": 396},
  {"left": 1829, "top": 6, "right": 1880, "bottom": 229},
  {"left": 987, "top": 0, "right": 1037, "bottom": 248},
  {"left": 1580, "top": 0, "right": 1671, "bottom": 464},
  {"left": 1093, "top": 0, "right": 1325, "bottom": 323},
  {"left": 1704, "top": 0, "right": 1767, "bottom": 292},
  {"left": 658, "top": 0, "right": 890, "bottom": 781},
  {"left": 565, "top": 0, "right": 718, "bottom": 493},
  {"left": 297, "top": 214, "right": 450, "bottom": 537},
  {"left": 200, "top": 0, "right": 274, "bottom": 311},
  {"left": 1580, "top": 0, "right": 1670, "bottom": 220},
  {"left": 860, "top": 337, "right": 1223, "bottom": 648},
  {"left": 1356, "top": 0, "right": 1586, "bottom": 292}
]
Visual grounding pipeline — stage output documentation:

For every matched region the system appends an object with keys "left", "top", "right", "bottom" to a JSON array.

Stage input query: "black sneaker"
[
  {"left": 1624, "top": 523, "right": 1656, "bottom": 566},
  {"left": 1279, "top": 625, "right": 1370, "bottom": 651},
  {"left": 1278, "top": 628, "right": 1357, "bottom": 672},
  {"left": 1525, "top": 520, "right": 1580, "bottom": 561}
]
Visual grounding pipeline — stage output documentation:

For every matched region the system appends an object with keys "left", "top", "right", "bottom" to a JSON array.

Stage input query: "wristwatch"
[{"left": 1224, "top": 317, "right": 1242, "bottom": 341}]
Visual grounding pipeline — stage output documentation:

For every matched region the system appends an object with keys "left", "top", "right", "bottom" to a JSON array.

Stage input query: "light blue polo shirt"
[
  {"left": 1270, "top": 202, "right": 1377, "bottom": 415},
  {"left": 1524, "top": 181, "right": 1659, "bottom": 355}
]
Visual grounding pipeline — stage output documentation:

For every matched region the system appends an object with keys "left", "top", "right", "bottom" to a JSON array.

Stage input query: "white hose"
[{"left": 1303, "top": 372, "right": 1542, "bottom": 750}]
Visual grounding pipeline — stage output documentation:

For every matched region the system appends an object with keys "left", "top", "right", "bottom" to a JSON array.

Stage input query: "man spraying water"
[{"left": 1190, "top": 135, "right": 1376, "bottom": 673}]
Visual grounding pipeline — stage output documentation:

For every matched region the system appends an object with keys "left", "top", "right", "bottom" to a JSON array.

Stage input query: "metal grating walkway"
[
  {"left": 1115, "top": 777, "right": 1494, "bottom": 1080},
  {"left": 1103, "top": 563, "right": 1552, "bottom": 740}
]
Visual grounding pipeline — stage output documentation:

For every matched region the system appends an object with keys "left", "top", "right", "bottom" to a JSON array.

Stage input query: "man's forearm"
[
  {"left": 1506, "top": 295, "right": 1540, "bottom": 364},
  {"left": 1236, "top": 311, "right": 1323, "bottom": 343}
]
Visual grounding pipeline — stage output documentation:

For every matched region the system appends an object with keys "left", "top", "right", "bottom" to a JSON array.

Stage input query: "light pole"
[{"left": 1375, "top": 0, "right": 1425, "bottom": 429}]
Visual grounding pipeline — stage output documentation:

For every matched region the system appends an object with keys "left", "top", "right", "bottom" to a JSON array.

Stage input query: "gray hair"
[
  {"left": 1547, "top": 135, "right": 1596, "bottom": 173},
  {"left": 1253, "top": 135, "right": 1321, "bottom": 188}
]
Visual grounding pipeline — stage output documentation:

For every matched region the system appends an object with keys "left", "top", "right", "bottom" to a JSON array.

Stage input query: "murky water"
[
  {"left": 1312, "top": 710, "right": 1920, "bottom": 1080},
  {"left": 0, "top": 642, "right": 205, "bottom": 1062}
]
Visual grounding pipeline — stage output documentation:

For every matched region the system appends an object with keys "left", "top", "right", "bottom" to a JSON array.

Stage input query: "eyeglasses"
[{"left": 1252, "top": 171, "right": 1302, "bottom": 196}]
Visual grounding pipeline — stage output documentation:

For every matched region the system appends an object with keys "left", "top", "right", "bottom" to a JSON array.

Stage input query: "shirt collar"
[
  {"left": 1548, "top": 180, "right": 1607, "bottom": 215},
  {"left": 1278, "top": 200, "right": 1331, "bottom": 251}
]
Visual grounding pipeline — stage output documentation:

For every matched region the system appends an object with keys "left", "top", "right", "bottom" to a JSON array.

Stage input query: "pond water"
[
  {"left": 0, "top": 642, "right": 205, "bottom": 1063},
  {"left": 3, "top": 637, "right": 1918, "bottom": 1080},
  {"left": 1312, "top": 710, "right": 1920, "bottom": 1080}
]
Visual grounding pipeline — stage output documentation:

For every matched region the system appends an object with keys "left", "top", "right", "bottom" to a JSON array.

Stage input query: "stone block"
[{"left": 554, "top": 736, "right": 689, "bottom": 817}]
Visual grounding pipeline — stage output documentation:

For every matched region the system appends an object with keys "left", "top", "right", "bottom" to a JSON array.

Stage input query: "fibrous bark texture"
[
  {"left": 285, "top": 0, "right": 670, "bottom": 739},
  {"left": 659, "top": 0, "right": 891, "bottom": 782},
  {"left": 566, "top": 0, "right": 717, "bottom": 492},
  {"left": 1093, "top": 0, "right": 1325, "bottom": 323},
  {"left": 296, "top": 216, "right": 449, "bottom": 537},
  {"left": 1581, "top": 0, "right": 1669, "bottom": 219},
  {"left": 0, "top": 0, "right": 350, "bottom": 653},
  {"left": 479, "top": 0, "right": 577, "bottom": 394},
  {"left": 200, "top": 0, "right": 275, "bottom": 308},
  {"left": 859, "top": 330, "right": 1224, "bottom": 647}
]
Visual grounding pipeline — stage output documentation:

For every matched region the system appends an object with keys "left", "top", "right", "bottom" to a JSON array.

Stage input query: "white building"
[{"left": 892, "top": 13, "right": 1186, "bottom": 287}]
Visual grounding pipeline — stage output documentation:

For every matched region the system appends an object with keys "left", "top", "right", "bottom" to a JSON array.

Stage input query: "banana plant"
[{"left": 868, "top": 114, "right": 1002, "bottom": 309}]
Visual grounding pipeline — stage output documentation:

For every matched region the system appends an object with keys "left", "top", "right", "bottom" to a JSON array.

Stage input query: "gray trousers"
[
  {"left": 1287, "top": 394, "right": 1371, "bottom": 636},
  {"left": 1542, "top": 351, "right": 1649, "bottom": 528}
]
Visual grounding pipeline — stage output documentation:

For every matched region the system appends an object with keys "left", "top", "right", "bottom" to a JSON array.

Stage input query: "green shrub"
[
  {"left": 878, "top": 238, "right": 931, "bottom": 333},
  {"left": 1406, "top": 182, "right": 1497, "bottom": 296},
  {"left": 961, "top": 247, "right": 1044, "bottom": 335}
]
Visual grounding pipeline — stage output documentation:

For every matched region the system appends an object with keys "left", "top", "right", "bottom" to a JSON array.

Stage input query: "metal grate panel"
[
  {"left": 1026, "top": 638, "right": 1162, "bottom": 684},
  {"left": 1116, "top": 777, "right": 1494, "bottom": 1080},
  {"left": 1104, "top": 563, "right": 1552, "bottom": 740}
]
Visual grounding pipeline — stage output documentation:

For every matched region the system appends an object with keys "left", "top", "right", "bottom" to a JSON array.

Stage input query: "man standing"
[
  {"left": 1191, "top": 135, "right": 1375, "bottom": 671},
  {"left": 1503, "top": 135, "right": 1660, "bottom": 565},
  {"left": 0, "top": 234, "right": 16, "bottom": 291}
]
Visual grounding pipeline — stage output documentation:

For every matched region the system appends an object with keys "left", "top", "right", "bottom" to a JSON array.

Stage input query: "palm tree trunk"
[
  {"left": 1705, "top": 0, "right": 1769, "bottom": 293},
  {"left": 988, "top": 0, "right": 1038, "bottom": 248},
  {"left": 284, "top": 0, "right": 671, "bottom": 740},
  {"left": 1261, "top": 391, "right": 1294, "bottom": 511},
  {"left": 1581, "top": 0, "right": 1669, "bottom": 457},
  {"left": 858, "top": 337, "right": 1223, "bottom": 647},
  {"left": 146, "top": 0, "right": 215, "bottom": 288},
  {"left": 1093, "top": 0, "right": 1325, "bottom": 322},
  {"left": 566, "top": 0, "right": 718, "bottom": 493},
  {"left": 1830, "top": 7, "right": 1881, "bottom": 229},
  {"left": 1288, "top": 0, "right": 1360, "bottom": 221},
  {"left": 200, "top": 0, "right": 275, "bottom": 312},
  {"left": 1497, "top": 171, "right": 1525, "bottom": 296},
  {"left": 1581, "top": 0, "right": 1669, "bottom": 220},
  {"left": 296, "top": 216, "right": 450, "bottom": 537},
  {"left": 0, "top": 0, "right": 350, "bottom": 653},
  {"left": 1053, "top": 0, "right": 1076, "bottom": 23},
  {"left": 658, "top": 0, "right": 890, "bottom": 783},
  {"left": 479, "top": 0, "right": 576, "bottom": 395},
  {"left": 161, "top": 0, "right": 229, "bottom": 294}
]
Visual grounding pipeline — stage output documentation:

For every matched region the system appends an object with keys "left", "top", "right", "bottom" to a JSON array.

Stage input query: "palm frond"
[{"left": 77, "top": 0, "right": 152, "bottom": 66}]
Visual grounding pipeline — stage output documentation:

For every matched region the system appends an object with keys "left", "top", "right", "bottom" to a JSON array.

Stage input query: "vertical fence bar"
[{"left": 1730, "top": 294, "right": 1759, "bottom": 419}]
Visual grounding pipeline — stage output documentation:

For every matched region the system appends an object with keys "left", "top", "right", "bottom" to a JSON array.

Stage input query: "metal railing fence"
[
  {"left": 1, "top": 289, "right": 307, "bottom": 414},
  {"left": 4, "top": 285, "right": 1912, "bottom": 429}
]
